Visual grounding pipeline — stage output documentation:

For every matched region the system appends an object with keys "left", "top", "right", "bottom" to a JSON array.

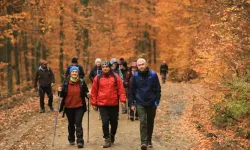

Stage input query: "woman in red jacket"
[
  {"left": 58, "top": 66, "right": 89, "bottom": 148},
  {"left": 91, "top": 61, "right": 126, "bottom": 148}
]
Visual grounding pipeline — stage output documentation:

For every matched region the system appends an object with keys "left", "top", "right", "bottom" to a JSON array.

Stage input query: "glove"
[{"left": 154, "top": 101, "right": 159, "bottom": 106}]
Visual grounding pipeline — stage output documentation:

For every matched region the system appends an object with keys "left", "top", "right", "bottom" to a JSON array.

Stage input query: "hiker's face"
[
  {"left": 137, "top": 61, "right": 147, "bottom": 71},
  {"left": 96, "top": 62, "right": 101, "bottom": 67},
  {"left": 112, "top": 63, "right": 117, "bottom": 68},
  {"left": 120, "top": 65, "right": 125, "bottom": 70},
  {"left": 70, "top": 70, "right": 79, "bottom": 78},
  {"left": 72, "top": 63, "right": 77, "bottom": 66},
  {"left": 131, "top": 67, "right": 137, "bottom": 73},
  {"left": 102, "top": 65, "right": 110, "bottom": 74}
]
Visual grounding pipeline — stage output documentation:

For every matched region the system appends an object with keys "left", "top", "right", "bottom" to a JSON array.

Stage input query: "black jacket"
[
  {"left": 34, "top": 66, "right": 55, "bottom": 88},
  {"left": 160, "top": 64, "right": 168, "bottom": 74},
  {"left": 59, "top": 78, "right": 89, "bottom": 116},
  {"left": 89, "top": 66, "right": 102, "bottom": 82},
  {"left": 65, "top": 65, "right": 85, "bottom": 79}
]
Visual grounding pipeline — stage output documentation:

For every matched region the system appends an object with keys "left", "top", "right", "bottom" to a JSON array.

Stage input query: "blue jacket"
[{"left": 129, "top": 69, "right": 161, "bottom": 107}]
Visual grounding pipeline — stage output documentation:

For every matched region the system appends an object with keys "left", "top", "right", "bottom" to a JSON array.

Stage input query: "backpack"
[
  {"left": 38, "top": 66, "right": 53, "bottom": 77},
  {"left": 134, "top": 70, "right": 157, "bottom": 91}
]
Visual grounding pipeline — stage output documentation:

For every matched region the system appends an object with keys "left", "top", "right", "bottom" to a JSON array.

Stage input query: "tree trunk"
[
  {"left": 41, "top": 44, "right": 47, "bottom": 60},
  {"left": 153, "top": 39, "right": 157, "bottom": 64},
  {"left": 13, "top": 30, "right": 20, "bottom": 88},
  {"left": 35, "top": 39, "right": 41, "bottom": 66},
  {"left": 59, "top": 0, "right": 64, "bottom": 83},
  {"left": 22, "top": 32, "right": 31, "bottom": 85},
  {"left": 6, "top": 25, "right": 13, "bottom": 94}
]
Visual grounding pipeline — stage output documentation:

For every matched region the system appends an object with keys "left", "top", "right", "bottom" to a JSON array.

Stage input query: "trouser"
[
  {"left": 99, "top": 106, "right": 119, "bottom": 139},
  {"left": 137, "top": 105, "right": 157, "bottom": 145},
  {"left": 161, "top": 73, "right": 167, "bottom": 83},
  {"left": 122, "top": 88, "right": 128, "bottom": 113},
  {"left": 39, "top": 86, "right": 53, "bottom": 108},
  {"left": 65, "top": 107, "right": 85, "bottom": 143}
]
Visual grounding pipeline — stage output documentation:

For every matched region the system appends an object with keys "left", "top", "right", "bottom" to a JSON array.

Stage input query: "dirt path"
[{"left": 0, "top": 81, "right": 205, "bottom": 150}]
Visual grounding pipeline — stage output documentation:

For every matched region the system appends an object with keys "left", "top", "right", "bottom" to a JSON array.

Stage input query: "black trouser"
[
  {"left": 65, "top": 107, "right": 85, "bottom": 143},
  {"left": 161, "top": 73, "right": 167, "bottom": 83},
  {"left": 39, "top": 86, "right": 53, "bottom": 108},
  {"left": 99, "top": 106, "right": 119, "bottom": 139},
  {"left": 137, "top": 105, "right": 157, "bottom": 145}
]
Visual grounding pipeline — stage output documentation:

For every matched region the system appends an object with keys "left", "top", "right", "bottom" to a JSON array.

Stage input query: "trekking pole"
[
  {"left": 52, "top": 92, "right": 61, "bottom": 147},
  {"left": 87, "top": 97, "right": 90, "bottom": 143},
  {"left": 127, "top": 100, "right": 129, "bottom": 119}
]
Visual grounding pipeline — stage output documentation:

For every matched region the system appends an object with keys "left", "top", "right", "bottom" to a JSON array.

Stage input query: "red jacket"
[{"left": 91, "top": 73, "right": 126, "bottom": 106}]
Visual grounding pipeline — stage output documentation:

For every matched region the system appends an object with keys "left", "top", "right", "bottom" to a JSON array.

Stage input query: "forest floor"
[{"left": 0, "top": 79, "right": 217, "bottom": 150}]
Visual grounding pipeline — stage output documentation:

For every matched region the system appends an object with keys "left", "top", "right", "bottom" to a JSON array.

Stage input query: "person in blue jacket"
[{"left": 130, "top": 58, "right": 161, "bottom": 150}]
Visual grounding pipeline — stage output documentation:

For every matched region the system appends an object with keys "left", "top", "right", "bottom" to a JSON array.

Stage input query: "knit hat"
[
  {"left": 102, "top": 61, "right": 111, "bottom": 67},
  {"left": 131, "top": 62, "right": 137, "bottom": 67},
  {"left": 70, "top": 66, "right": 79, "bottom": 73},
  {"left": 120, "top": 60, "right": 128, "bottom": 68},
  {"left": 119, "top": 58, "right": 124, "bottom": 62},
  {"left": 95, "top": 58, "right": 102, "bottom": 64},
  {"left": 71, "top": 57, "right": 78, "bottom": 63},
  {"left": 110, "top": 58, "right": 118, "bottom": 64}
]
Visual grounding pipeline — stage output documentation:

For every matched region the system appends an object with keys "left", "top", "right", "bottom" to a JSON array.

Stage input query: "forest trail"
[{"left": 0, "top": 80, "right": 205, "bottom": 150}]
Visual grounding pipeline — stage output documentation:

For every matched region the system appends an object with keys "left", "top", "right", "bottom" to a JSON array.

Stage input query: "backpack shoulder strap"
[
  {"left": 97, "top": 73, "right": 102, "bottom": 92},
  {"left": 79, "top": 78, "right": 84, "bottom": 86}
]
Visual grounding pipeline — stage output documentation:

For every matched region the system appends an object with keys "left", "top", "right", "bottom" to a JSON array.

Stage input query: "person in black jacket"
[
  {"left": 130, "top": 58, "right": 161, "bottom": 150},
  {"left": 65, "top": 58, "right": 85, "bottom": 79},
  {"left": 119, "top": 60, "right": 129, "bottom": 114},
  {"left": 160, "top": 61, "right": 168, "bottom": 83},
  {"left": 89, "top": 58, "right": 102, "bottom": 82},
  {"left": 34, "top": 60, "right": 55, "bottom": 113},
  {"left": 58, "top": 66, "right": 89, "bottom": 148}
]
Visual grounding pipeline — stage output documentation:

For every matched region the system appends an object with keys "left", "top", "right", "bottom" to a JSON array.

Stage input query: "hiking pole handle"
[{"left": 52, "top": 92, "right": 61, "bottom": 147}]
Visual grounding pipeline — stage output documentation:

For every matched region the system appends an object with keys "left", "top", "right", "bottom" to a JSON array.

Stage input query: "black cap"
[
  {"left": 101, "top": 61, "right": 111, "bottom": 67},
  {"left": 72, "top": 57, "right": 78, "bottom": 63},
  {"left": 120, "top": 60, "right": 127, "bottom": 68}
]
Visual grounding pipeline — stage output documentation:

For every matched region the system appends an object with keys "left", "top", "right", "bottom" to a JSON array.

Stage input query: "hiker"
[
  {"left": 65, "top": 57, "right": 85, "bottom": 79},
  {"left": 89, "top": 58, "right": 102, "bottom": 120},
  {"left": 34, "top": 60, "right": 55, "bottom": 113},
  {"left": 110, "top": 58, "right": 123, "bottom": 81},
  {"left": 160, "top": 61, "right": 168, "bottom": 83},
  {"left": 124, "top": 62, "right": 139, "bottom": 121},
  {"left": 91, "top": 61, "right": 126, "bottom": 148},
  {"left": 58, "top": 66, "right": 89, "bottom": 148},
  {"left": 119, "top": 60, "right": 129, "bottom": 114},
  {"left": 89, "top": 58, "right": 102, "bottom": 82},
  {"left": 130, "top": 58, "right": 161, "bottom": 150}
]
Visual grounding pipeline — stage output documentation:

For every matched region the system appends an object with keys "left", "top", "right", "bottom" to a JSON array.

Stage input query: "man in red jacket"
[{"left": 91, "top": 61, "right": 126, "bottom": 148}]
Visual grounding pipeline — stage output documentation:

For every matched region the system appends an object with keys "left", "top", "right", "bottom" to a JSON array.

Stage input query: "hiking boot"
[
  {"left": 130, "top": 116, "right": 134, "bottom": 121},
  {"left": 110, "top": 134, "right": 115, "bottom": 144},
  {"left": 40, "top": 108, "right": 45, "bottom": 113},
  {"left": 141, "top": 144, "right": 147, "bottom": 150},
  {"left": 49, "top": 106, "right": 54, "bottom": 111},
  {"left": 122, "top": 110, "right": 127, "bottom": 114},
  {"left": 147, "top": 143, "right": 153, "bottom": 148},
  {"left": 77, "top": 142, "right": 84, "bottom": 148},
  {"left": 103, "top": 138, "right": 111, "bottom": 148},
  {"left": 69, "top": 141, "right": 75, "bottom": 145}
]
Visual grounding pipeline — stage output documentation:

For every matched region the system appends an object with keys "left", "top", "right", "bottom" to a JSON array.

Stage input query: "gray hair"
[{"left": 137, "top": 58, "right": 147, "bottom": 65}]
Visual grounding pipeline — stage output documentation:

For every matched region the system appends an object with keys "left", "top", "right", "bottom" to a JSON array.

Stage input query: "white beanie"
[
  {"left": 95, "top": 58, "right": 102, "bottom": 64},
  {"left": 110, "top": 58, "right": 118, "bottom": 64}
]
